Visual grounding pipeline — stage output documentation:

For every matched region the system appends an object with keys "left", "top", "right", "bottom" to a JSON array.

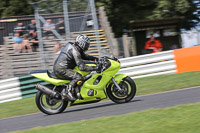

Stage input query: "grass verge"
[
  {"left": 1, "top": 71, "right": 200, "bottom": 119},
  {"left": 135, "top": 70, "right": 200, "bottom": 95},
  {"left": 12, "top": 102, "right": 200, "bottom": 133}
]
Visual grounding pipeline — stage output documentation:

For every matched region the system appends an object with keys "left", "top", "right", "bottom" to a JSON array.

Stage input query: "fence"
[
  {"left": 0, "top": 11, "right": 97, "bottom": 45},
  {"left": 0, "top": 29, "right": 110, "bottom": 80},
  {"left": 1, "top": 46, "right": 200, "bottom": 103}
]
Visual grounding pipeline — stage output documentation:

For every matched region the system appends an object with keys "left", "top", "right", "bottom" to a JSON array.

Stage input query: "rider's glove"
[{"left": 96, "top": 63, "right": 102, "bottom": 73}]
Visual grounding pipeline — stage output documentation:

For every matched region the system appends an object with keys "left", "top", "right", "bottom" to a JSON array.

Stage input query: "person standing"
[
  {"left": 144, "top": 34, "right": 163, "bottom": 54},
  {"left": 43, "top": 19, "right": 55, "bottom": 38},
  {"left": 56, "top": 19, "right": 65, "bottom": 35},
  {"left": 30, "top": 31, "right": 39, "bottom": 52},
  {"left": 14, "top": 22, "right": 26, "bottom": 36},
  {"left": 27, "top": 19, "right": 37, "bottom": 37}
]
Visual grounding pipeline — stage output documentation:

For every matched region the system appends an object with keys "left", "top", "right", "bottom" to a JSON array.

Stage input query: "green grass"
[
  {"left": 0, "top": 97, "right": 37, "bottom": 119},
  {"left": 135, "top": 70, "right": 200, "bottom": 95},
  {"left": 12, "top": 102, "right": 200, "bottom": 133},
  {"left": 1, "top": 71, "right": 200, "bottom": 119}
]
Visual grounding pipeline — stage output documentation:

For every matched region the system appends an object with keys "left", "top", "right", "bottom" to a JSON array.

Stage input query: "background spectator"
[
  {"left": 43, "top": 19, "right": 55, "bottom": 38},
  {"left": 12, "top": 32, "right": 23, "bottom": 53},
  {"left": 53, "top": 41, "right": 62, "bottom": 54},
  {"left": 30, "top": 31, "right": 39, "bottom": 52},
  {"left": 27, "top": 19, "right": 36, "bottom": 37},
  {"left": 56, "top": 18, "right": 65, "bottom": 35},
  {"left": 144, "top": 34, "right": 163, "bottom": 54},
  {"left": 14, "top": 22, "right": 26, "bottom": 36},
  {"left": 22, "top": 34, "right": 32, "bottom": 52}
]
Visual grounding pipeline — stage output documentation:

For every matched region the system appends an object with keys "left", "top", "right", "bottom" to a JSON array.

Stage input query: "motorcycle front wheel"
[
  {"left": 106, "top": 76, "right": 136, "bottom": 104},
  {"left": 35, "top": 91, "right": 68, "bottom": 115}
]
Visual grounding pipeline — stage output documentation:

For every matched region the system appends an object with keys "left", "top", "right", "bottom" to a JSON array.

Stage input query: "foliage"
[
  {"left": 0, "top": 0, "right": 89, "bottom": 18},
  {"left": 0, "top": 0, "right": 34, "bottom": 18},
  {"left": 68, "top": 0, "right": 88, "bottom": 12},
  {"left": 149, "top": 0, "right": 199, "bottom": 28},
  {"left": 192, "top": 0, "right": 200, "bottom": 26},
  {"left": 0, "top": 0, "right": 198, "bottom": 38},
  {"left": 36, "top": 0, "right": 88, "bottom": 13},
  {"left": 150, "top": 0, "right": 190, "bottom": 18},
  {"left": 96, "top": 0, "right": 156, "bottom": 36},
  {"left": 35, "top": 0, "right": 63, "bottom": 14},
  {"left": 96, "top": 0, "right": 198, "bottom": 37}
]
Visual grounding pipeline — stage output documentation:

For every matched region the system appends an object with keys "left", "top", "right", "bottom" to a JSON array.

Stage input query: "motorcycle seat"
[{"left": 47, "top": 70, "right": 59, "bottom": 79}]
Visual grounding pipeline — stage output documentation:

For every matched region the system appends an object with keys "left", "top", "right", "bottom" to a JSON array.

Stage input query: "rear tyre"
[
  {"left": 106, "top": 76, "right": 136, "bottom": 104},
  {"left": 35, "top": 91, "right": 68, "bottom": 115}
]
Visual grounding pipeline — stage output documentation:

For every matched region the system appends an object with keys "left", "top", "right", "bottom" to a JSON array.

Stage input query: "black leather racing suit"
[{"left": 53, "top": 42, "right": 98, "bottom": 89}]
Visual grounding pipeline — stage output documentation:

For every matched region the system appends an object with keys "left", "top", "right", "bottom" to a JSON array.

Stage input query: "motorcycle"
[{"left": 31, "top": 49, "right": 136, "bottom": 115}]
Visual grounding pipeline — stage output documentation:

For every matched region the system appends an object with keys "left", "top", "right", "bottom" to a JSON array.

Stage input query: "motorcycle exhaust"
[{"left": 35, "top": 83, "right": 57, "bottom": 97}]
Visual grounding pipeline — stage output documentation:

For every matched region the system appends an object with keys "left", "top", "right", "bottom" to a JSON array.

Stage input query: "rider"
[{"left": 53, "top": 34, "right": 100, "bottom": 101}]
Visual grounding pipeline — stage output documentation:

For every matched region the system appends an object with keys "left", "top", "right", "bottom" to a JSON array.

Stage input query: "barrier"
[
  {"left": 173, "top": 46, "right": 200, "bottom": 73},
  {"left": 0, "top": 75, "right": 50, "bottom": 103},
  {"left": 1, "top": 46, "right": 200, "bottom": 103},
  {"left": 118, "top": 50, "right": 176, "bottom": 79}
]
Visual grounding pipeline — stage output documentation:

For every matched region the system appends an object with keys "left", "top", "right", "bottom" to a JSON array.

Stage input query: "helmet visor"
[{"left": 83, "top": 42, "right": 89, "bottom": 52}]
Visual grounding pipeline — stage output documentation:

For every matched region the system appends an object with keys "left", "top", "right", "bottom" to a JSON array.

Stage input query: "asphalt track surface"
[{"left": 1, "top": 86, "right": 200, "bottom": 133}]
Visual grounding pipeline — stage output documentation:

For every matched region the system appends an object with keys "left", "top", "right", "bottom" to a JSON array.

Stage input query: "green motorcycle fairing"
[
  {"left": 77, "top": 59, "right": 120, "bottom": 101},
  {"left": 109, "top": 74, "right": 128, "bottom": 86}
]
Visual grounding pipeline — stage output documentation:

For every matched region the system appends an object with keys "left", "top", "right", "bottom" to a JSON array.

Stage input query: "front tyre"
[
  {"left": 35, "top": 91, "right": 68, "bottom": 115},
  {"left": 106, "top": 76, "right": 136, "bottom": 104}
]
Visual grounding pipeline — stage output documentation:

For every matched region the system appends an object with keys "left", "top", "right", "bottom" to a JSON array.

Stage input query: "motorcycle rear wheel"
[
  {"left": 35, "top": 91, "right": 68, "bottom": 115},
  {"left": 106, "top": 76, "right": 136, "bottom": 104}
]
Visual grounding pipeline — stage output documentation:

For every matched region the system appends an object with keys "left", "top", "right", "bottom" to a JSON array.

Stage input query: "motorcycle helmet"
[{"left": 75, "top": 34, "right": 90, "bottom": 52}]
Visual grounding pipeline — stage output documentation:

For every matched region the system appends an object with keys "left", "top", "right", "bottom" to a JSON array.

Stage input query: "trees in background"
[
  {"left": 193, "top": 0, "right": 200, "bottom": 27},
  {"left": 0, "top": 0, "right": 198, "bottom": 37},
  {"left": 150, "top": 0, "right": 199, "bottom": 29},
  {"left": 97, "top": 0, "right": 199, "bottom": 37},
  {"left": 0, "top": 0, "right": 88, "bottom": 18},
  {"left": 0, "top": 0, "right": 34, "bottom": 18}
]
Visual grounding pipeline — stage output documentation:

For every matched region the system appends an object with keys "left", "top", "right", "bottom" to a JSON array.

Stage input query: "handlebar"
[{"left": 96, "top": 56, "right": 116, "bottom": 73}]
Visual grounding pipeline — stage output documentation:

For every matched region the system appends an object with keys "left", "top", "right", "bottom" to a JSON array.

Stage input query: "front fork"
[
  {"left": 110, "top": 74, "right": 127, "bottom": 92},
  {"left": 111, "top": 77, "right": 123, "bottom": 92}
]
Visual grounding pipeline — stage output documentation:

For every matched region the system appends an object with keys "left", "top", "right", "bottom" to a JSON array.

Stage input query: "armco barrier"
[
  {"left": 1, "top": 46, "right": 200, "bottom": 103},
  {"left": 0, "top": 75, "right": 50, "bottom": 103},
  {"left": 118, "top": 50, "right": 176, "bottom": 79}
]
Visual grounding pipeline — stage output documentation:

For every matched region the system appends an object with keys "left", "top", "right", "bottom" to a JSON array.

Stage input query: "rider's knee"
[{"left": 74, "top": 72, "right": 84, "bottom": 81}]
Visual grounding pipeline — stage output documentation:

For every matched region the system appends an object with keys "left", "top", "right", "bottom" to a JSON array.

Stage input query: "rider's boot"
[
  {"left": 62, "top": 85, "right": 76, "bottom": 101},
  {"left": 75, "top": 86, "right": 81, "bottom": 99}
]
